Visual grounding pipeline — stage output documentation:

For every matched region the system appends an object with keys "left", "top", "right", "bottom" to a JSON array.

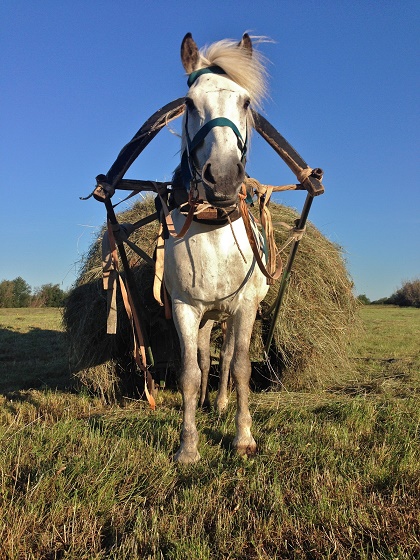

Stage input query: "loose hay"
[{"left": 64, "top": 197, "right": 359, "bottom": 401}]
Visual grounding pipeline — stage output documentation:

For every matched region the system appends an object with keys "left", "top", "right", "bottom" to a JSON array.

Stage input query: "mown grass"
[
  {"left": 0, "top": 305, "right": 419, "bottom": 559},
  {"left": 343, "top": 306, "right": 420, "bottom": 397},
  {"left": 0, "top": 308, "right": 69, "bottom": 393}
]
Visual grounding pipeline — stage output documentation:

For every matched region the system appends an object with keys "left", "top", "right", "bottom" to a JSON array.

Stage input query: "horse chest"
[{"left": 164, "top": 215, "right": 264, "bottom": 305}]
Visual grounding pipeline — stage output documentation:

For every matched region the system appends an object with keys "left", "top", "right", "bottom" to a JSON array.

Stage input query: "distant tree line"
[
  {"left": 358, "top": 278, "right": 420, "bottom": 308},
  {"left": 2, "top": 276, "right": 419, "bottom": 309},
  {"left": 0, "top": 277, "right": 68, "bottom": 308}
]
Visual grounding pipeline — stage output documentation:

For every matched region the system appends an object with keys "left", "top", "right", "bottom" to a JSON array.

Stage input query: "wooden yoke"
[
  {"left": 252, "top": 111, "right": 324, "bottom": 197},
  {"left": 87, "top": 98, "right": 326, "bottom": 365},
  {"left": 88, "top": 101, "right": 325, "bottom": 202}
]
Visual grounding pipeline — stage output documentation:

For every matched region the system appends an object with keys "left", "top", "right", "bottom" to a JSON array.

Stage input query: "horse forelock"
[{"left": 197, "top": 37, "right": 269, "bottom": 108}]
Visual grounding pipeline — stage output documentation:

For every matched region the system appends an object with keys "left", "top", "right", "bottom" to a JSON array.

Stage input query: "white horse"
[{"left": 164, "top": 33, "right": 269, "bottom": 463}]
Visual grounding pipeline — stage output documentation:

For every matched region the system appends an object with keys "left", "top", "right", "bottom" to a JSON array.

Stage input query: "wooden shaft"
[
  {"left": 252, "top": 111, "right": 325, "bottom": 197},
  {"left": 105, "top": 198, "right": 154, "bottom": 366},
  {"left": 264, "top": 193, "right": 314, "bottom": 354}
]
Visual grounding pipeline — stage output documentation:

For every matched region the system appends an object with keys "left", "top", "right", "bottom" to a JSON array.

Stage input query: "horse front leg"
[
  {"left": 172, "top": 302, "right": 202, "bottom": 464},
  {"left": 231, "top": 308, "right": 258, "bottom": 457}
]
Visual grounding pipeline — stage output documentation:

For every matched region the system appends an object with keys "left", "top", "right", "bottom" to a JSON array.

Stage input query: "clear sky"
[{"left": 1, "top": 0, "right": 419, "bottom": 301}]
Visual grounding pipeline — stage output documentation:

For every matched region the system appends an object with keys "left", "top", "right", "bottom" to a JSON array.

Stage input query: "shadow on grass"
[
  {"left": 202, "top": 425, "right": 235, "bottom": 454},
  {"left": 0, "top": 326, "right": 73, "bottom": 394}
]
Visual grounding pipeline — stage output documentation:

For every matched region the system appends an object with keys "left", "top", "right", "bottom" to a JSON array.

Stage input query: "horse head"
[{"left": 180, "top": 33, "right": 265, "bottom": 208}]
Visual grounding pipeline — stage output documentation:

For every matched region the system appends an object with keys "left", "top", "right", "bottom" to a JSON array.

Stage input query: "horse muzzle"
[{"left": 202, "top": 160, "right": 245, "bottom": 207}]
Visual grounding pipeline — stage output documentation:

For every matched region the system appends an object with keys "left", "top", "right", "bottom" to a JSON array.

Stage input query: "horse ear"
[
  {"left": 238, "top": 33, "right": 253, "bottom": 56},
  {"left": 181, "top": 33, "right": 200, "bottom": 73}
]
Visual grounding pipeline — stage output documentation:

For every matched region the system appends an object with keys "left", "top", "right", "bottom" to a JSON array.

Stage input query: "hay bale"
[
  {"left": 253, "top": 203, "right": 359, "bottom": 390},
  {"left": 64, "top": 196, "right": 359, "bottom": 400},
  {"left": 64, "top": 197, "right": 180, "bottom": 400}
]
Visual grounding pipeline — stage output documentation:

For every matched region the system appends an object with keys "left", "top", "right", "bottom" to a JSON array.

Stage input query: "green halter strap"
[{"left": 187, "top": 65, "right": 227, "bottom": 87}]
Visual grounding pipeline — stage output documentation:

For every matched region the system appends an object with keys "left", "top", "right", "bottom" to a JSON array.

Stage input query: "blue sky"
[{"left": 1, "top": 0, "right": 419, "bottom": 300}]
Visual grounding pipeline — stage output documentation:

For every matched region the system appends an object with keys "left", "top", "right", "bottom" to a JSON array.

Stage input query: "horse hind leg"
[
  {"left": 215, "top": 318, "right": 234, "bottom": 414},
  {"left": 198, "top": 318, "right": 234, "bottom": 415},
  {"left": 197, "top": 319, "right": 214, "bottom": 409}
]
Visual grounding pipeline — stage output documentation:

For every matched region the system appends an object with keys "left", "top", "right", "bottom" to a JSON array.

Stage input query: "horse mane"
[{"left": 196, "top": 37, "right": 269, "bottom": 108}]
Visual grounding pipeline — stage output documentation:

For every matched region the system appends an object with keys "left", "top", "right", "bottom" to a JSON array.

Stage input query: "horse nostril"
[{"left": 203, "top": 163, "right": 216, "bottom": 185}]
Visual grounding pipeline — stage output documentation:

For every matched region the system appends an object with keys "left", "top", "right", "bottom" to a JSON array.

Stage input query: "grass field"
[
  {"left": 0, "top": 305, "right": 419, "bottom": 559},
  {"left": 0, "top": 308, "right": 68, "bottom": 394}
]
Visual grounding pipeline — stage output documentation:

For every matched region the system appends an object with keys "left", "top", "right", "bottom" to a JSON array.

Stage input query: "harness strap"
[
  {"left": 243, "top": 176, "right": 307, "bottom": 248},
  {"left": 258, "top": 186, "right": 278, "bottom": 278},
  {"left": 182, "top": 113, "right": 248, "bottom": 189},
  {"left": 102, "top": 232, "right": 118, "bottom": 335},
  {"left": 106, "top": 221, "right": 156, "bottom": 410},
  {"left": 239, "top": 185, "right": 283, "bottom": 285},
  {"left": 158, "top": 186, "right": 200, "bottom": 238},
  {"left": 153, "top": 221, "right": 173, "bottom": 320},
  {"left": 188, "top": 117, "right": 245, "bottom": 154},
  {"left": 153, "top": 222, "right": 165, "bottom": 307}
]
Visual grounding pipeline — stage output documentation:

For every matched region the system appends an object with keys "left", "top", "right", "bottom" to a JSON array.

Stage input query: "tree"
[
  {"left": 32, "top": 283, "right": 67, "bottom": 307},
  {"left": 357, "top": 294, "right": 370, "bottom": 305},
  {"left": 370, "top": 297, "right": 389, "bottom": 305},
  {"left": 0, "top": 280, "right": 14, "bottom": 307},
  {"left": 388, "top": 278, "right": 420, "bottom": 308},
  {"left": 12, "top": 277, "right": 31, "bottom": 307}
]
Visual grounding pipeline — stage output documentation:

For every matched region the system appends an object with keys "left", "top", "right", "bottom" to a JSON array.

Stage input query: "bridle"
[
  {"left": 177, "top": 66, "right": 282, "bottom": 284},
  {"left": 180, "top": 66, "right": 249, "bottom": 191}
]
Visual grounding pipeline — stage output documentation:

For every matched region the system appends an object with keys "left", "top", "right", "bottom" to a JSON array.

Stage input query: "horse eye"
[
  {"left": 244, "top": 98, "right": 251, "bottom": 110},
  {"left": 185, "top": 97, "right": 196, "bottom": 111}
]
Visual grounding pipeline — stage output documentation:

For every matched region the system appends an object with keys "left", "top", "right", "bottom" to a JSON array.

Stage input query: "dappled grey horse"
[{"left": 164, "top": 33, "right": 269, "bottom": 463}]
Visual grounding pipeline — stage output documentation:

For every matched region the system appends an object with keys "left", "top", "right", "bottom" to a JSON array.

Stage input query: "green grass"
[
  {"left": 0, "top": 305, "right": 419, "bottom": 559},
  {"left": 0, "top": 308, "right": 70, "bottom": 393},
  {"left": 347, "top": 305, "right": 420, "bottom": 397}
]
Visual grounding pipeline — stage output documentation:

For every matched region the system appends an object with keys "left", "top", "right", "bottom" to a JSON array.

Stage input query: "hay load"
[{"left": 64, "top": 197, "right": 358, "bottom": 401}]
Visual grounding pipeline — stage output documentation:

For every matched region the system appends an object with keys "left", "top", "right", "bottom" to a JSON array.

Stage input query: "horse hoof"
[
  {"left": 215, "top": 397, "right": 229, "bottom": 415},
  {"left": 173, "top": 448, "right": 201, "bottom": 464},
  {"left": 234, "top": 438, "right": 257, "bottom": 458},
  {"left": 199, "top": 399, "right": 211, "bottom": 412}
]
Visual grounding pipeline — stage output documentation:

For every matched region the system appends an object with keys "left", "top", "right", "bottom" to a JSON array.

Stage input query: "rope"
[
  {"left": 275, "top": 221, "right": 307, "bottom": 253},
  {"left": 238, "top": 185, "right": 282, "bottom": 285},
  {"left": 240, "top": 177, "right": 308, "bottom": 284},
  {"left": 243, "top": 168, "right": 314, "bottom": 196},
  {"left": 243, "top": 176, "right": 269, "bottom": 197},
  {"left": 296, "top": 167, "right": 314, "bottom": 185}
]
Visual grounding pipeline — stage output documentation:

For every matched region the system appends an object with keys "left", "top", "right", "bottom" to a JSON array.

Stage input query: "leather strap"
[
  {"left": 187, "top": 65, "right": 226, "bottom": 87},
  {"left": 239, "top": 185, "right": 283, "bottom": 285},
  {"left": 158, "top": 187, "right": 199, "bottom": 238},
  {"left": 153, "top": 222, "right": 165, "bottom": 306},
  {"left": 107, "top": 221, "right": 156, "bottom": 410}
]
